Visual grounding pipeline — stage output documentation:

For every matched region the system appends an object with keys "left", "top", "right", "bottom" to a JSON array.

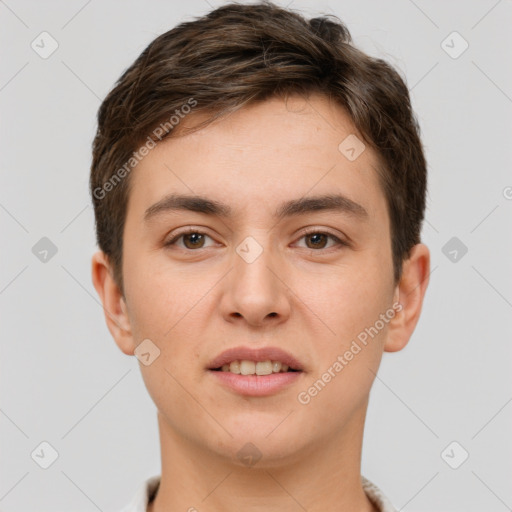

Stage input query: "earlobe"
[
  {"left": 91, "top": 250, "right": 135, "bottom": 355},
  {"left": 384, "top": 243, "right": 430, "bottom": 353}
]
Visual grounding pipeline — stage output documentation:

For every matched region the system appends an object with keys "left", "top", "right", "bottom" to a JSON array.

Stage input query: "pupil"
[
  {"left": 308, "top": 233, "right": 326, "bottom": 248},
  {"left": 182, "top": 233, "right": 328, "bottom": 249},
  {"left": 185, "top": 233, "right": 203, "bottom": 248}
]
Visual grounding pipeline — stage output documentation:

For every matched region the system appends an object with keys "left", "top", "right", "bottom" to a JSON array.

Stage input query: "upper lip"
[{"left": 208, "top": 346, "right": 304, "bottom": 371}]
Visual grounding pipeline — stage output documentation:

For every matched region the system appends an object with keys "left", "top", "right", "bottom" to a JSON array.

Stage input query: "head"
[{"left": 91, "top": 1, "right": 429, "bottom": 465}]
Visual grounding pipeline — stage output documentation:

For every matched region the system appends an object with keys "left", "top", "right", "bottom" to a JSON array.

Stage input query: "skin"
[{"left": 92, "top": 92, "right": 430, "bottom": 512}]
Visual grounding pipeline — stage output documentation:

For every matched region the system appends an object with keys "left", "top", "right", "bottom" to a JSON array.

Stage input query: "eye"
[
  {"left": 164, "top": 229, "right": 216, "bottom": 250},
  {"left": 295, "top": 230, "right": 348, "bottom": 250},
  {"left": 164, "top": 228, "right": 348, "bottom": 252}
]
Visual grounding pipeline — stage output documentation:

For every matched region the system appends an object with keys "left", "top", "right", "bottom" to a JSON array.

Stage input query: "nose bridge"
[
  {"left": 222, "top": 232, "right": 291, "bottom": 325},
  {"left": 233, "top": 233, "right": 279, "bottom": 299}
]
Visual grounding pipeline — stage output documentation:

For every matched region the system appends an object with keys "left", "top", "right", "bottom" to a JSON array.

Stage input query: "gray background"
[{"left": 1, "top": 0, "right": 511, "bottom": 510}]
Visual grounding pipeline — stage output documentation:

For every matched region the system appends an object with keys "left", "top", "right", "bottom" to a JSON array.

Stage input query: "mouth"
[
  {"left": 207, "top": 345, "right": 305, "bottom": 374},
  {"left": 207, "top": 346, "right": 305, "bottom": 396},
  {"left": 210, "top": 360, "right": 301, "bottom": 375}
]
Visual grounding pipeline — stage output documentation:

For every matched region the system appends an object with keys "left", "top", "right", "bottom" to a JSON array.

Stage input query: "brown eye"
[
  {"left": 297, "top": 231, "right": 346, "bottom": 250},
  {"left": 182, "top": 232, "right": 205, "bottom": 249},
  {"left": 165, "top": 230, "right": 215, "bottom": 250},
  {"left": 304, "top": 233, "right": 329, "bottom": 249}
]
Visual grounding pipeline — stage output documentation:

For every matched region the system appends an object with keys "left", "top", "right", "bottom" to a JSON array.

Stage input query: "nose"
[{"left": 219, "top": 239, "right": 291, "bottom": 329}]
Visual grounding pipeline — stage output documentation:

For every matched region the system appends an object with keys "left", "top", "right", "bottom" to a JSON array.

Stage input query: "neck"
[{"left": 148, "top": 404, "right": 376, "bottom": 512}]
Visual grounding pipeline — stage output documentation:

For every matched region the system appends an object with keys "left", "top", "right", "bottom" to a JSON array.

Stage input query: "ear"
[
  {"left": 91, "top": 250, "right": 135, "bottom": 355},
  {"left": 384, "top": 243, "right": 430, "bottom": 353}
]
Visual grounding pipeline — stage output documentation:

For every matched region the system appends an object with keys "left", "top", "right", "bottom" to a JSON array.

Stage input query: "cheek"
[
  {"left": 123, "top": 250, "right": 202, "bottom": 341},
  {"left": 298, "top": 266, "right": 394, "bottom": 409},
  {"left": 296, "top": 294, "right": 391, "bottom": 421},
  {"left": 123, "top": 258, "right": 216, "bottom": 403},
  {"left": 293, "top": 257, "right": 393, "bottom": 343}
]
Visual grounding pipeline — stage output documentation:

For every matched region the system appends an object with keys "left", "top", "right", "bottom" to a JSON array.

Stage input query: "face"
[{"left": 95, "top": 93, "right": 420, "bottom": 467}]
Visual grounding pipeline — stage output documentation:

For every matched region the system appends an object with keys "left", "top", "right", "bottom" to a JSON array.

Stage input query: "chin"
[{"left": 211, "top": 423, "right": 312, "bottom": 469}]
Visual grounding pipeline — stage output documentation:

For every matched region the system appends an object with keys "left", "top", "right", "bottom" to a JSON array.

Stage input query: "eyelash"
[{"left": 164, "top": 227, "right": 349, "bottom": 251}]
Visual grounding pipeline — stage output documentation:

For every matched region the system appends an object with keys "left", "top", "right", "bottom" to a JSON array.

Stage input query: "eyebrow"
[{"left": 143, "top": 193, "right": 368, "bottom": 223}]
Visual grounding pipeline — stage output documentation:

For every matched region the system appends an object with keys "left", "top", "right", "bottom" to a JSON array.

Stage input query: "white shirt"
[{"left": 120, "top": 474, "right": 397, "bottom": 511}]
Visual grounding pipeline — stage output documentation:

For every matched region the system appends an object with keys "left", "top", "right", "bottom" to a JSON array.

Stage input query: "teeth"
[
  {"left": 229, "top": 361, "right": 241, "bottom": 374},
  {"left": 219, "top": 360, "right": 294, "bottom": 375},
  {"left": 240, "top": 360, "right": 255, "bottom": 375},
  {"left": 256, "top": 361, "right": 272, "bottom": 375}
]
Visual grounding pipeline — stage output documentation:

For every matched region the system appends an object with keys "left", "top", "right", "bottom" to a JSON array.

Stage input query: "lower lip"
[{"left": 208, "top": 370, "right": 303, "bottom": 396}]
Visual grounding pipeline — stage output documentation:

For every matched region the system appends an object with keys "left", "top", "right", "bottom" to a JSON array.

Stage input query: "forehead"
[{"left": 126, "top": 93, "right": 387, "bottom": 224}]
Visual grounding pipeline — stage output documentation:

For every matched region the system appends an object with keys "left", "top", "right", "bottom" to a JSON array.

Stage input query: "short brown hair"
[{"left": 90, "top": 0, "right": 427, "bottom": 296}]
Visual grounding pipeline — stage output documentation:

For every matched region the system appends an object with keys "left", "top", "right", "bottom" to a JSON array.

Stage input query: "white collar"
[{"left": 121, "top": 474, "right": 397, "bottom": 512}]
